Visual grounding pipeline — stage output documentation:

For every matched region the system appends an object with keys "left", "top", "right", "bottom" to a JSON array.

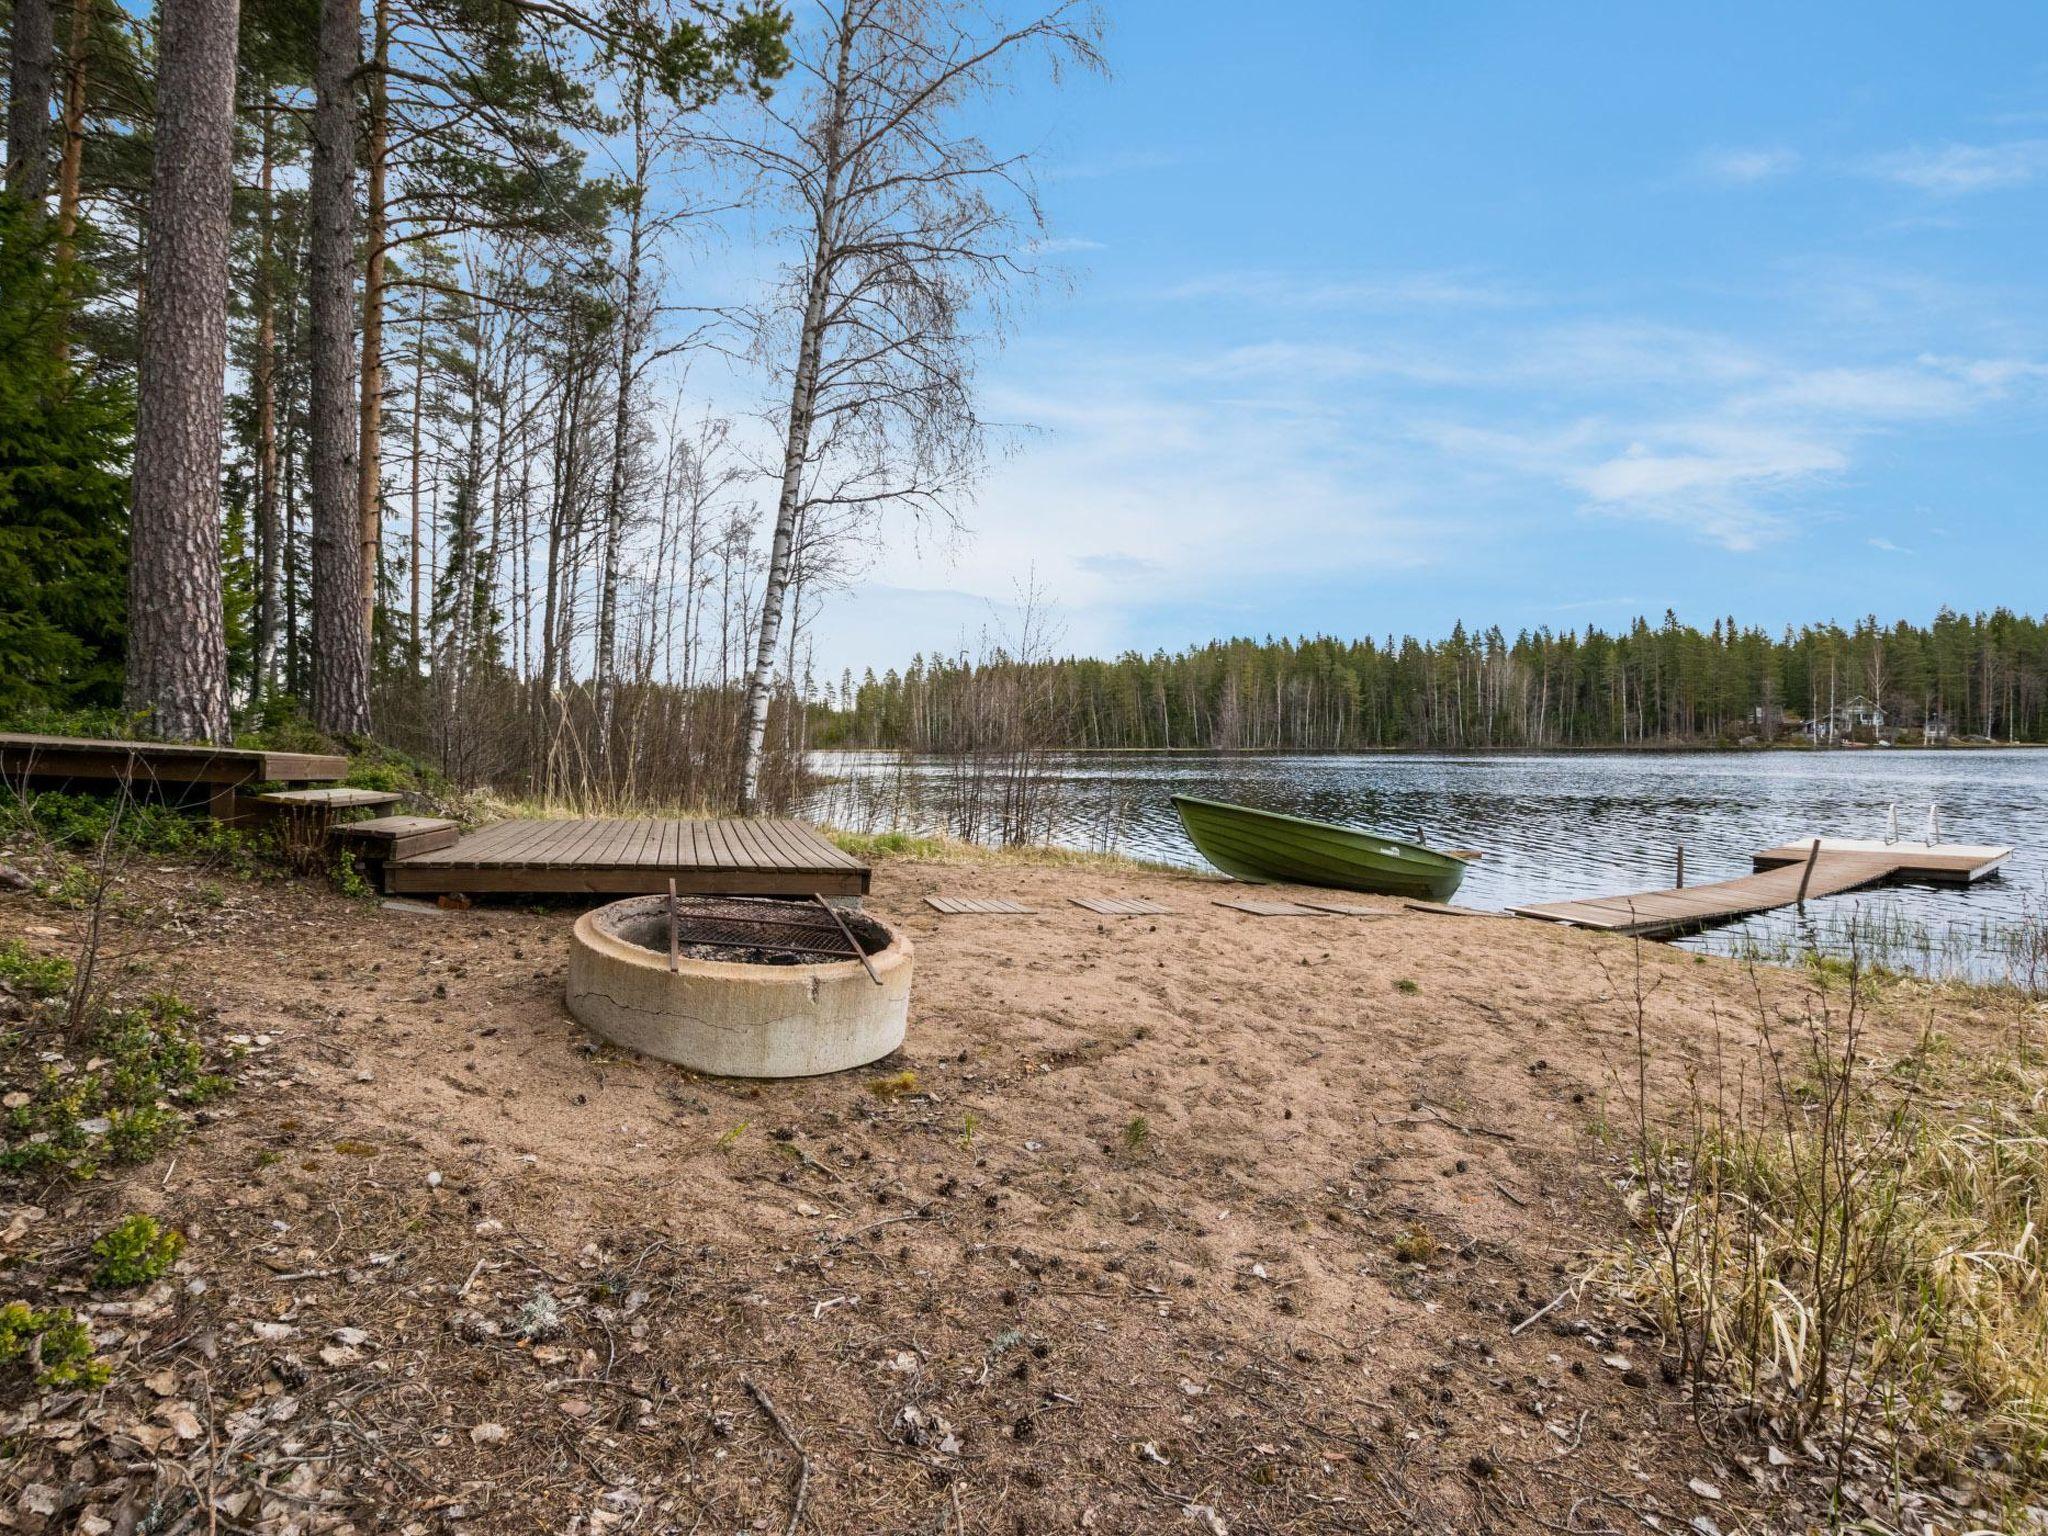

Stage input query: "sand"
[{"left": 0, "top": 852, "right": 2015, "bottom": 1533}]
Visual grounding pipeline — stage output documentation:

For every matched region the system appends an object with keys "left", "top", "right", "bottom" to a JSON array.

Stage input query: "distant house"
[
  {"left": 1923, "top": 712, "right": 1952, "bottom": 744},
  {"left": 1802, "top": 695, "right": 1886, "bottom": 743}
]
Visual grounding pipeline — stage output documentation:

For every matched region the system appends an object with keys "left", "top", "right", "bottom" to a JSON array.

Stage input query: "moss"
[
  {"left": 91, "top": 1214, "right": 184, "bottom": 1288},
  {"left": 1393, "top": 1224, "right": 1438, "bottom": 1263},
  {"left": 868, "top": 1070, "right": 920, "bottom": 1099}
]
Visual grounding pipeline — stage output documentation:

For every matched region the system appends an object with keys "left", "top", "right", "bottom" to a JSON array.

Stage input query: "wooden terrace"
[
  {"left": 381, "top": 817, "right": 870, "bottom": 898},
  {"left": 0, "top": 731, "right": 349, "bottom": 818}
]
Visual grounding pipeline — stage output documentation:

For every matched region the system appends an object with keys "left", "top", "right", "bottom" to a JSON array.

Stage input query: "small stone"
[{"left": 426, "top": 1170, "right": 443, "bottom": 1188}]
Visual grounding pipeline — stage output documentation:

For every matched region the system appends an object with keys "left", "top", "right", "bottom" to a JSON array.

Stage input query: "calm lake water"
[{"left": 807, "top": 748, "right": 2048, "bottom": 980}]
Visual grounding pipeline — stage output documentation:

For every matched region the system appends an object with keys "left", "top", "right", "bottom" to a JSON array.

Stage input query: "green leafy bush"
[
  {"left": 0, "top": 940, "right": 73, "bottom": 999},
  {"left": 91, "top": 1214, "right": 184, "bottom": 1288},
  {"left": 0, "top": 1301, "right": 109, "bottom": 1389},
  {"left": 1, "top": 991, "right": 234, "bottom": 1178}
]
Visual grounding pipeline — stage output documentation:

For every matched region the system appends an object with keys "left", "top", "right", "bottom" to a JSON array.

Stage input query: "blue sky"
[{"left": 810, "top": 1, "right": 2048, "bottom": 674}]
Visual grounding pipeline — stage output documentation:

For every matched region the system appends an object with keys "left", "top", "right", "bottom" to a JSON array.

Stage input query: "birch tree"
[
  {"left": 728, "top": 0, "right": 1101, "bottom": 810},
  {"left": 124, "top": 0, "right": 242, "bottom": 741}
]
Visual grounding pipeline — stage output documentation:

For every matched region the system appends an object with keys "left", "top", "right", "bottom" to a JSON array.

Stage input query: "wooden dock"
[
  {"left": 0, "top": 731, "right": 348, "bottom": 817},
  {"left": 381, "top": 817, "right": 870, "bottom": 898},
  {"left": 1510, "top": 839, "right": 2013, "bottom": 939}
]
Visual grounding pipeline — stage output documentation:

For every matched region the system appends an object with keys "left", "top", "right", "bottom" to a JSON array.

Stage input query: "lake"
[{"left": 807, "top": 748, "right": 2047, "bottom": 981}]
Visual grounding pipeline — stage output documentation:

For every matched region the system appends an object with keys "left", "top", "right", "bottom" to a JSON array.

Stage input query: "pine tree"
[{"left": 0, "top": 195, "right": 128, "bottom": 714}]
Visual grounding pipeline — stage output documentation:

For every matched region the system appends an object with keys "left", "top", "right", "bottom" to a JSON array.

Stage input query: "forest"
[
  {"left": 1, "top": 0, "right": 1100, "bottom": 810},
  {"left": 812, "top": 607, "right": 2048, "bottom": 753}
]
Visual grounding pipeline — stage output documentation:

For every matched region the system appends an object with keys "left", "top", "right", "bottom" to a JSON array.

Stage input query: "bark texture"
[
  {"left": 252, "top": 104, "right": 281, "bottom": 697},
  {"left": 5, "top": 0, "right": 54, "bottom": 204},
  {"left": 357, "top": 0, "right": 390, "bottom": 640},
  {"left": 124, "top": 0, "right": 240, "bottom": 742},
  {"left": 309, "top": 0, "right": 371, "bottom": 736}
]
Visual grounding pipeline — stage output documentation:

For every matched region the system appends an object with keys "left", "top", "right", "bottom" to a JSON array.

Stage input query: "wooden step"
[
  {"left": 335, "top": 815, "right": 461, "bottom": 860},
  {"left": 258, "top": 787, "right": 404, "bottom": 809}
]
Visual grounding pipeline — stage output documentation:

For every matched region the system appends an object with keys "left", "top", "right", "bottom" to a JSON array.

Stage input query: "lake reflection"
[{"left": 807, "top": 748, "right": 2047, "bottom": 980}]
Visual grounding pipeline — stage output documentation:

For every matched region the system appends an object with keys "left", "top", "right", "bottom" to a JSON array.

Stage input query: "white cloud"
[
  {"left": 1868, "top": 537, "right": 1913, "bottom": 554},
  {"left": 1697, "top": 146, "right": 1801, "bottom": 183},
  {"left": 1865, "top": 139, "right": 2048, "bottom": 193}
]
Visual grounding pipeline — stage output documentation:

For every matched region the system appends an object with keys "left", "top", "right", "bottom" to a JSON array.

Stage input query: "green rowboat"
[{"left": 1172, "top": 794, "right": 1473, "bottom": 902}]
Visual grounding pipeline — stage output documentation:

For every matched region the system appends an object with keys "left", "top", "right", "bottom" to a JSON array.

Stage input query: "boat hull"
[{"left": 1172, "top": 795, "right": 1469, "bottom": 902}]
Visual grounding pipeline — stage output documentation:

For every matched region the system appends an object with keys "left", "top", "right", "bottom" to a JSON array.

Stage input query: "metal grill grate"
[
  {"left": 667, "top": 897, "right": 861, "bottom": 959},
  {"left": 648, "top": 893, "right": 883, "bottom": 985}
]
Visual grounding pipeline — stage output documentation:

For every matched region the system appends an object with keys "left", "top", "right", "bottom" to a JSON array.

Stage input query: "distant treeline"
[{"left": 811, "top": 609, "right": 2048, "bottom": 752}]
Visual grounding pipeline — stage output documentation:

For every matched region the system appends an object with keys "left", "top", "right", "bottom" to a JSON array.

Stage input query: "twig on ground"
[
  {"left": 1512, "top": 1285, "right": 1578, "bottom": 1336},
  {"left": 743, "top": 1376, "right": 809, "bottom": 1536}
]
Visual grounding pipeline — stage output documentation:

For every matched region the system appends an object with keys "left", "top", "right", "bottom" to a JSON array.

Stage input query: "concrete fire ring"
[{"left": 565, "top": 896, "right": 912, "bottom": 1078}]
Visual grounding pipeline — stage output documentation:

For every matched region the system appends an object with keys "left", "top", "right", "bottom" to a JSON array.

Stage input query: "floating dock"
[
  {"left": 381, "top": 817, "right": 870, "bottom": 898},
  {"left": 1510, "top": 839, "right": 2012, "bottom": 939}
]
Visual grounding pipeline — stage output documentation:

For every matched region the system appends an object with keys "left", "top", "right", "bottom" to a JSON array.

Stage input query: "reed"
[{"left": 1600, "top": 947, "right": 2048, "bottom": 1523}]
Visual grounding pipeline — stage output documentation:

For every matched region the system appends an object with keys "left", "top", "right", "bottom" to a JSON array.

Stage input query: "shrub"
[
  {"left": 91, "top": 1214, "right": 184, "bottom": 1288},
  {"left": 1, "top": 990, "right": 234, "bottom": 1179},
  {"left": 0, "top": 1301, "right": 109, "bottom": 1389},
  {"left": 0, "top": 940, "right": 73, "bottom": 999}
]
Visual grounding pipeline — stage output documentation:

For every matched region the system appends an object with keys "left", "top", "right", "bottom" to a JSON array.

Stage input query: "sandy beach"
[{"left": 0, "top": 851, "right": 2028, "bottom": 1532}]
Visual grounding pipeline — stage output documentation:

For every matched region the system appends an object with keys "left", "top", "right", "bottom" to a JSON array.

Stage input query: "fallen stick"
[
  {"left": 743, "top": 1376, "right": 810, "bottom": 1536},
  {"left": 1417, "top": 1100, "right": 1517, "bottom": 1142},
  {"left": 1511, "top": 1285, "right": 1577, "bottom": 1336}
]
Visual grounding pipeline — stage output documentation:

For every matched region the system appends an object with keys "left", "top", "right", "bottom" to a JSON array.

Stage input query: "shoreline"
[{"left": 809, "top": 739, "right": 2045, "bottom": 758}]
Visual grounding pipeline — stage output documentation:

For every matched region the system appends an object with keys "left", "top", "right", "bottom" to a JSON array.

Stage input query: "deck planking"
[
  {"left": 382, "top": 816, "right": 869, "bottom": 897},
  {"left": 0, "top": 731, "right": 348, "bottom": 818},
  {"left": 1511, "top": 840, "right": 2013, "bottom": 939}
]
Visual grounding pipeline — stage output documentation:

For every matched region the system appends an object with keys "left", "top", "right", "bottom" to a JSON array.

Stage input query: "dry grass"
[
  {"left": 822, "top": 826, "right": 1184, "bottom": 873},
  {"left": 1600, "top": 952, "right": 2048, "bottom": 1525}
]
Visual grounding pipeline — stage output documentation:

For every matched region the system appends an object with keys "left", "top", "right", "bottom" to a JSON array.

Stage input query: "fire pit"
[{"left": 565, "top": 894, "right": 911, "bottom": 1078}]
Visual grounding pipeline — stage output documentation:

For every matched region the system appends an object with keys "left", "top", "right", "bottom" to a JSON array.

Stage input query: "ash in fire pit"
[
  {"left": 599, "top": 895, "right": 892, "bottom": 968},
  {"left": 566, "top": 893, "right": 912, "bottom": 1077}
]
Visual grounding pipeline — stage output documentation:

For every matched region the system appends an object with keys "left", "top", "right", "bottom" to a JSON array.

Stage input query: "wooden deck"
[
  {"left": 381, "top": 817, "right": 870, "bottom": 897},
  {"left": 0, "top": 731, "right": 349, "bottom": 816},
  {"left": 1510, "top": 839, "right": 2014, "bottom": 940}
]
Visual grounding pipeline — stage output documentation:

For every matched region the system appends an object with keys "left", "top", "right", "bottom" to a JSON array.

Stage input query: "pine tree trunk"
[
  {"left": 5, "top": 0, "right": 53, "bottom": 205},
  {"left": 357, "top": 0, "right": 389, "bottom": 642},
  {"left": 252, "top": 103, "right": 281, "bottom": 699},
  {"left": 124, "top": 0, "right": 238, "bottom": 742},
  {"left": 52, "top": 0, "right": 87, "bottom": 327},
  {"left": 308, "top": 0, "right": 370, "bottom": 737}
]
